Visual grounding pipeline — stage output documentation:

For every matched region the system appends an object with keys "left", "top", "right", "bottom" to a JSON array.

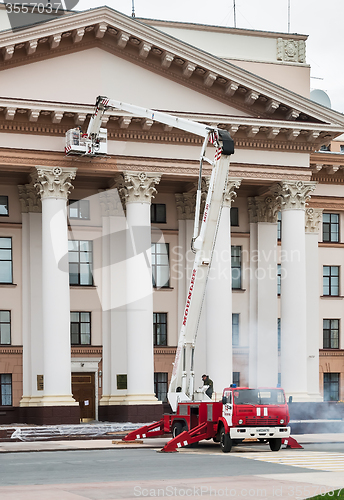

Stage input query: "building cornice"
[
  {"left": 0, "top": 97, "right": 342, "bottom": 150},
  {"left": 0, "top": 6, "right": 344, "bottom": 131}
]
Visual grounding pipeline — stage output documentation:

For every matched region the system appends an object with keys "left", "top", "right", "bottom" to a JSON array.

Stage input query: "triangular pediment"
[{"left": 0, "top": 6, "right": 343, "bottom": 146}]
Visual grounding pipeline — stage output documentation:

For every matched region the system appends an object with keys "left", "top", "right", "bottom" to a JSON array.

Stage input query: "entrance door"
[{"left": 72, "top": 372, "right": 95, "bottom": 422}]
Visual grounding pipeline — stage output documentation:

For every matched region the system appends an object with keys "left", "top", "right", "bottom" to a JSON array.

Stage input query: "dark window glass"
[
  {"left": 154, "top": 372, "right": 168, "bottom": 402},
  {"left": 323, "top": 373, "right": 339, "bottom": 401},
  {"left": 323, "top": 319, "right": 339, "bottom": 349},
  {"left": 151, "top": 204, "right": 166, "bottom": 223},
  {"left": 232, "top": 313, "right": 239, "bottom": 347},
  {"left": 323, "top": 266, "right": 339, "bottom": 296},
  {"left": 0, "top": 374, "right": 12, "bottom": 406},
  {"left": 320, "top": 145, "right": 330, "bottom": 152},
  {"left": 153, "top": 313, "right": 167, "bottom": 346},
  {"left": 231, "top": 246, "right": 241, "bottom": 289},
  {"left": 0, "top": 237, "right": 12, "bottom": 284},
  {"left": 323, "top": 213, "right": 339, "bottom": 243},
  {"left": 70, "top": 312, "right": 91, "bottom": 345},
  {"left": 69, "top": 200, "right": 90, "bottom": 220},
  {"left": 277, "top": 264, "right": 281, "bottom": 295},
  {"left": 151, "top": 243, "right": 169, "bottom": 288},
  {"left": 0, "top": 311, "right": 11, "bottom": 345},
  {"left": 277, "top": 211, "right": 282, "bottom": 241},
  {"left": 233, "top": 372, "right": 240, "bottom": 387},
  {"left": 0, "top": 196, "right": 9, "bottom": 216},
  {"left": 68, "top": 240, "right": 93, "bottom": 286},
  {"left": 230, "top": 207, "right": 239, "bottom": 227}
]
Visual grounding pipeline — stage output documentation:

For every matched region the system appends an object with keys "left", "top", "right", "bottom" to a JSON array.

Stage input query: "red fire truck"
[{"left": 67, "top": 98, "right": 293, "bottom": 453}]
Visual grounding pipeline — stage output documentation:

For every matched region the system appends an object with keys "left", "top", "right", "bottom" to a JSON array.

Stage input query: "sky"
[{"left": 73, "top": 0, "right": 344, "bottom": 114}]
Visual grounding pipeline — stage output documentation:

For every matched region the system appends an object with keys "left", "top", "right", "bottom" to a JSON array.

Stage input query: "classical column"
[
  {"left": 273, "top": 180, "right": 317, "bottom": 401},
  {"left": 34, "top": 166, "right": 78, "bottom": 407},
  {"left": 99, "top": 188, "right": 128, "bottom": 407},
  {"left": 248, "top": 194, "right": 279, "bottom": 388},
  {"left": 118, "top": 171, "right": 161, "bottom": 404},
  {"left": 18, "top": 177, "right": 43, "bottom": 406},
  {"left": 305, "top": 207, "right": 323, "bottom": 401},
  {"left": 206, "top": 179, "right": 241, "bottom": 398}
]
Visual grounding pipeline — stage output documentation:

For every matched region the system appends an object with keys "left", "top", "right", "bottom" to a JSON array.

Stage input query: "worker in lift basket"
[{"left": 202, "top": 374, "right": 213, "bottom": 399}]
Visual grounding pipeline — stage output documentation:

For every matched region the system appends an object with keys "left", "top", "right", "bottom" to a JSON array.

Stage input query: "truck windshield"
[{"left": 233, "top": 389, "right": 285, "bottom": 405}]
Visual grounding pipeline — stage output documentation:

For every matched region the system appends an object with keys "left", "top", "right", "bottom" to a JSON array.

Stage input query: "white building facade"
[{"left": 0, "top": 5, "right": 344, "bottom": 424}]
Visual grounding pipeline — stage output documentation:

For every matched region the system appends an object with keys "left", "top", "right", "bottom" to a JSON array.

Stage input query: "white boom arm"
[{"left": 85, "top": 96, "right": 234, "bottom": 412}]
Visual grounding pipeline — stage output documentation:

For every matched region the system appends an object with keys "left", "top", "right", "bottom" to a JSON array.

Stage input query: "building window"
[
  {"left": 231, "top": 246, "right": 241, "bottom": 289},
  {"left": 0, "top": 311, "right": 11, "bottom": 345},
  {"left": 320, "top": 144, "right": 330, "bottom": 152},
  {"left": 323, "top": 266, "right": 339, "bottom": 296},
  {"left": 69, "top": 200, "right": 90, "bottom": 220},
  {"left": 0, "top": 237, "right": 12, "bottom": 284},
  {"left": 340, "top": 145, "right": 344, "bottom": 154},
  {"left": 277, "top": 211, "right": 282, "bottom": 241},
  {"left": 0, "top": 196, "right": 9, "bottom": 216},
  {"left": 232, "top": 313, "right": 239, "bottom": 347},
  {"left": 323, "top": 319, "right": 339, "bottom": 349},
  {"left": 230, "top": 207, "right": 239, "bottom": 227},
  {"left": 70, "top": 312, "right": 91, "bottom": 345},
  {"left": 323, "top": 214, "right": 339, "bottom": 243},
  {"left": 323, "top": 373, "right": 340, "bottom": 401},
  {"left": 277, "top": 318, "right": 281, "bottom": 352},
  {"left": 151, "top": 204, "right": 166, "bottom": 223},
  {"left": 151, "top": 243, "right": 169, "bottom": 288},
  {"left": 277, "top": 264, "right": 281, "bottom": 296},
  {"left": 154, "top": 372, "right": 168, "bottom": 402},
  {"left": 0, "top": 374, "right": 12, "bottom": 406},
  {"left": 233, "top": 372, "right": 240, "bottom": 387},
  {"left": 68, "top": 240, "right": 93, "bottom": 286},
  {"left": 153, "top": 313, "right": 167, "bottom": 346}
]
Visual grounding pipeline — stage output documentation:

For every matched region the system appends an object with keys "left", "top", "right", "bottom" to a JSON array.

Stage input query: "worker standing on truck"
[{"left": 202, "top": 374, "right": 213, "bottom": 399}]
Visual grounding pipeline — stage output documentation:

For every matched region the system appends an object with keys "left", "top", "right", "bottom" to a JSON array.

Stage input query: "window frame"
[
  {"left": 0, "top": 374, "right": 12, "bottom": 406},
  {"left": 323, "top": 373, "right": 340, "bottom": 402},
  {"left": 68, "top": 240, "right": 93, "bottom": 286},
  {"left": 277, "top": 211, "right": 282, "bottom": 241},
  {"left": 0, "top": 237, "right": 13, "bottom": 284},
  {"left": 70, "top": 311, "right": 91, "bottom": 345},
  {"left": 231, "top": 245, "right": 242, "bottom": 290},
  {"left": 0, "top": 310, "right": 11, "bottom": 345},
  {"left": 154, "top": 372, "right": 168, "bottom": 402},
  {"left": 323, "top": 266, "right": 340, "bottom": 297},
  {"left": 323, "top": 319, "right": 340, "bottom": 349},
  {"left": 323, "top": 213, "right": 340, "bottom": 243},
  {"left": 151, "top": 242, "right": 170, "bottom": 289},
  {"left": 0, "top": 196, "right": 9, "bottom": 217},
  {"left": 153, "top": 312, "right": 167, "bottom": 346},
  {"left": 151, "top": 203, "right": 166, "bottom": 224},
  {"left": 230, "top": 207, "right": 239, "bottom": 227},
  {"left": 68, "top": 199, "right": 90, "bottom": 220},
  {"left": 232, "top": 372, "right": 240, "bottom": 387},
  {"left": 232, "top": 313, "right": 239, "bottom": 347}
]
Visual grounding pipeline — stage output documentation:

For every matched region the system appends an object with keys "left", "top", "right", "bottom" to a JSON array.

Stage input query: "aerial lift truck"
[{"left": 66, "top": 97, "right": 292, "bottom": 453}]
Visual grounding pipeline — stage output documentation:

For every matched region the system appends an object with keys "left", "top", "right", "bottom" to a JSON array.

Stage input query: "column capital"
[
  {"left": 273, "top": 180, "right": 317, "bottom": 210},
  {"left": 223, "top": 178, "right": 241, "bottom": 208},
  {"left": 305, "top": 207, "right": 323, "bottom": 233},
  {"left": 34, "top": 166, "right": 77, "bottom": 200},
  {"left": 175, "top": 192, "right": 196, "bottom": 220},
  {"left": 248, "top": 194, "right": 279, "bottom": 223},
  {"left": 99, "top": 189, "right": 124, "bottom": 217},
  {"left": 18, "top": 173, "right": 42, "bottom": 213},
  {"left": 115, "top": 171, "right": 161, "bottom": 205}
]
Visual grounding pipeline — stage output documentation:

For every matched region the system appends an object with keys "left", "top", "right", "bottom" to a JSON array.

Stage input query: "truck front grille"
[{"left": 245, "top": 418, "right": 279, "bottom": 425}]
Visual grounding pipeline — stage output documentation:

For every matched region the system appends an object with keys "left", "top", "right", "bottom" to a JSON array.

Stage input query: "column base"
[
  {"left": 35, "top": 395, "right": 79, "bottom": 407},
  {"left": 98, "top": 402, "right": 167, "bottom": 423},
  {"left": 307, "top": 392, "right": 324, "bottom": 402},
  {"left": 19, "top": 405, "right": 80, "bottom": 425}
]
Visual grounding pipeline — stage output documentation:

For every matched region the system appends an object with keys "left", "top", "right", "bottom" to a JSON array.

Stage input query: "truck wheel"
[
  {"left": 172, "top": 422, "right": 184, "bottom": 438},
  {"left": 220, "top": 428, "right": 232, "bottom": 453},
  {"left": 269, "top": 438, "right": 282, "bottom": 451}
]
